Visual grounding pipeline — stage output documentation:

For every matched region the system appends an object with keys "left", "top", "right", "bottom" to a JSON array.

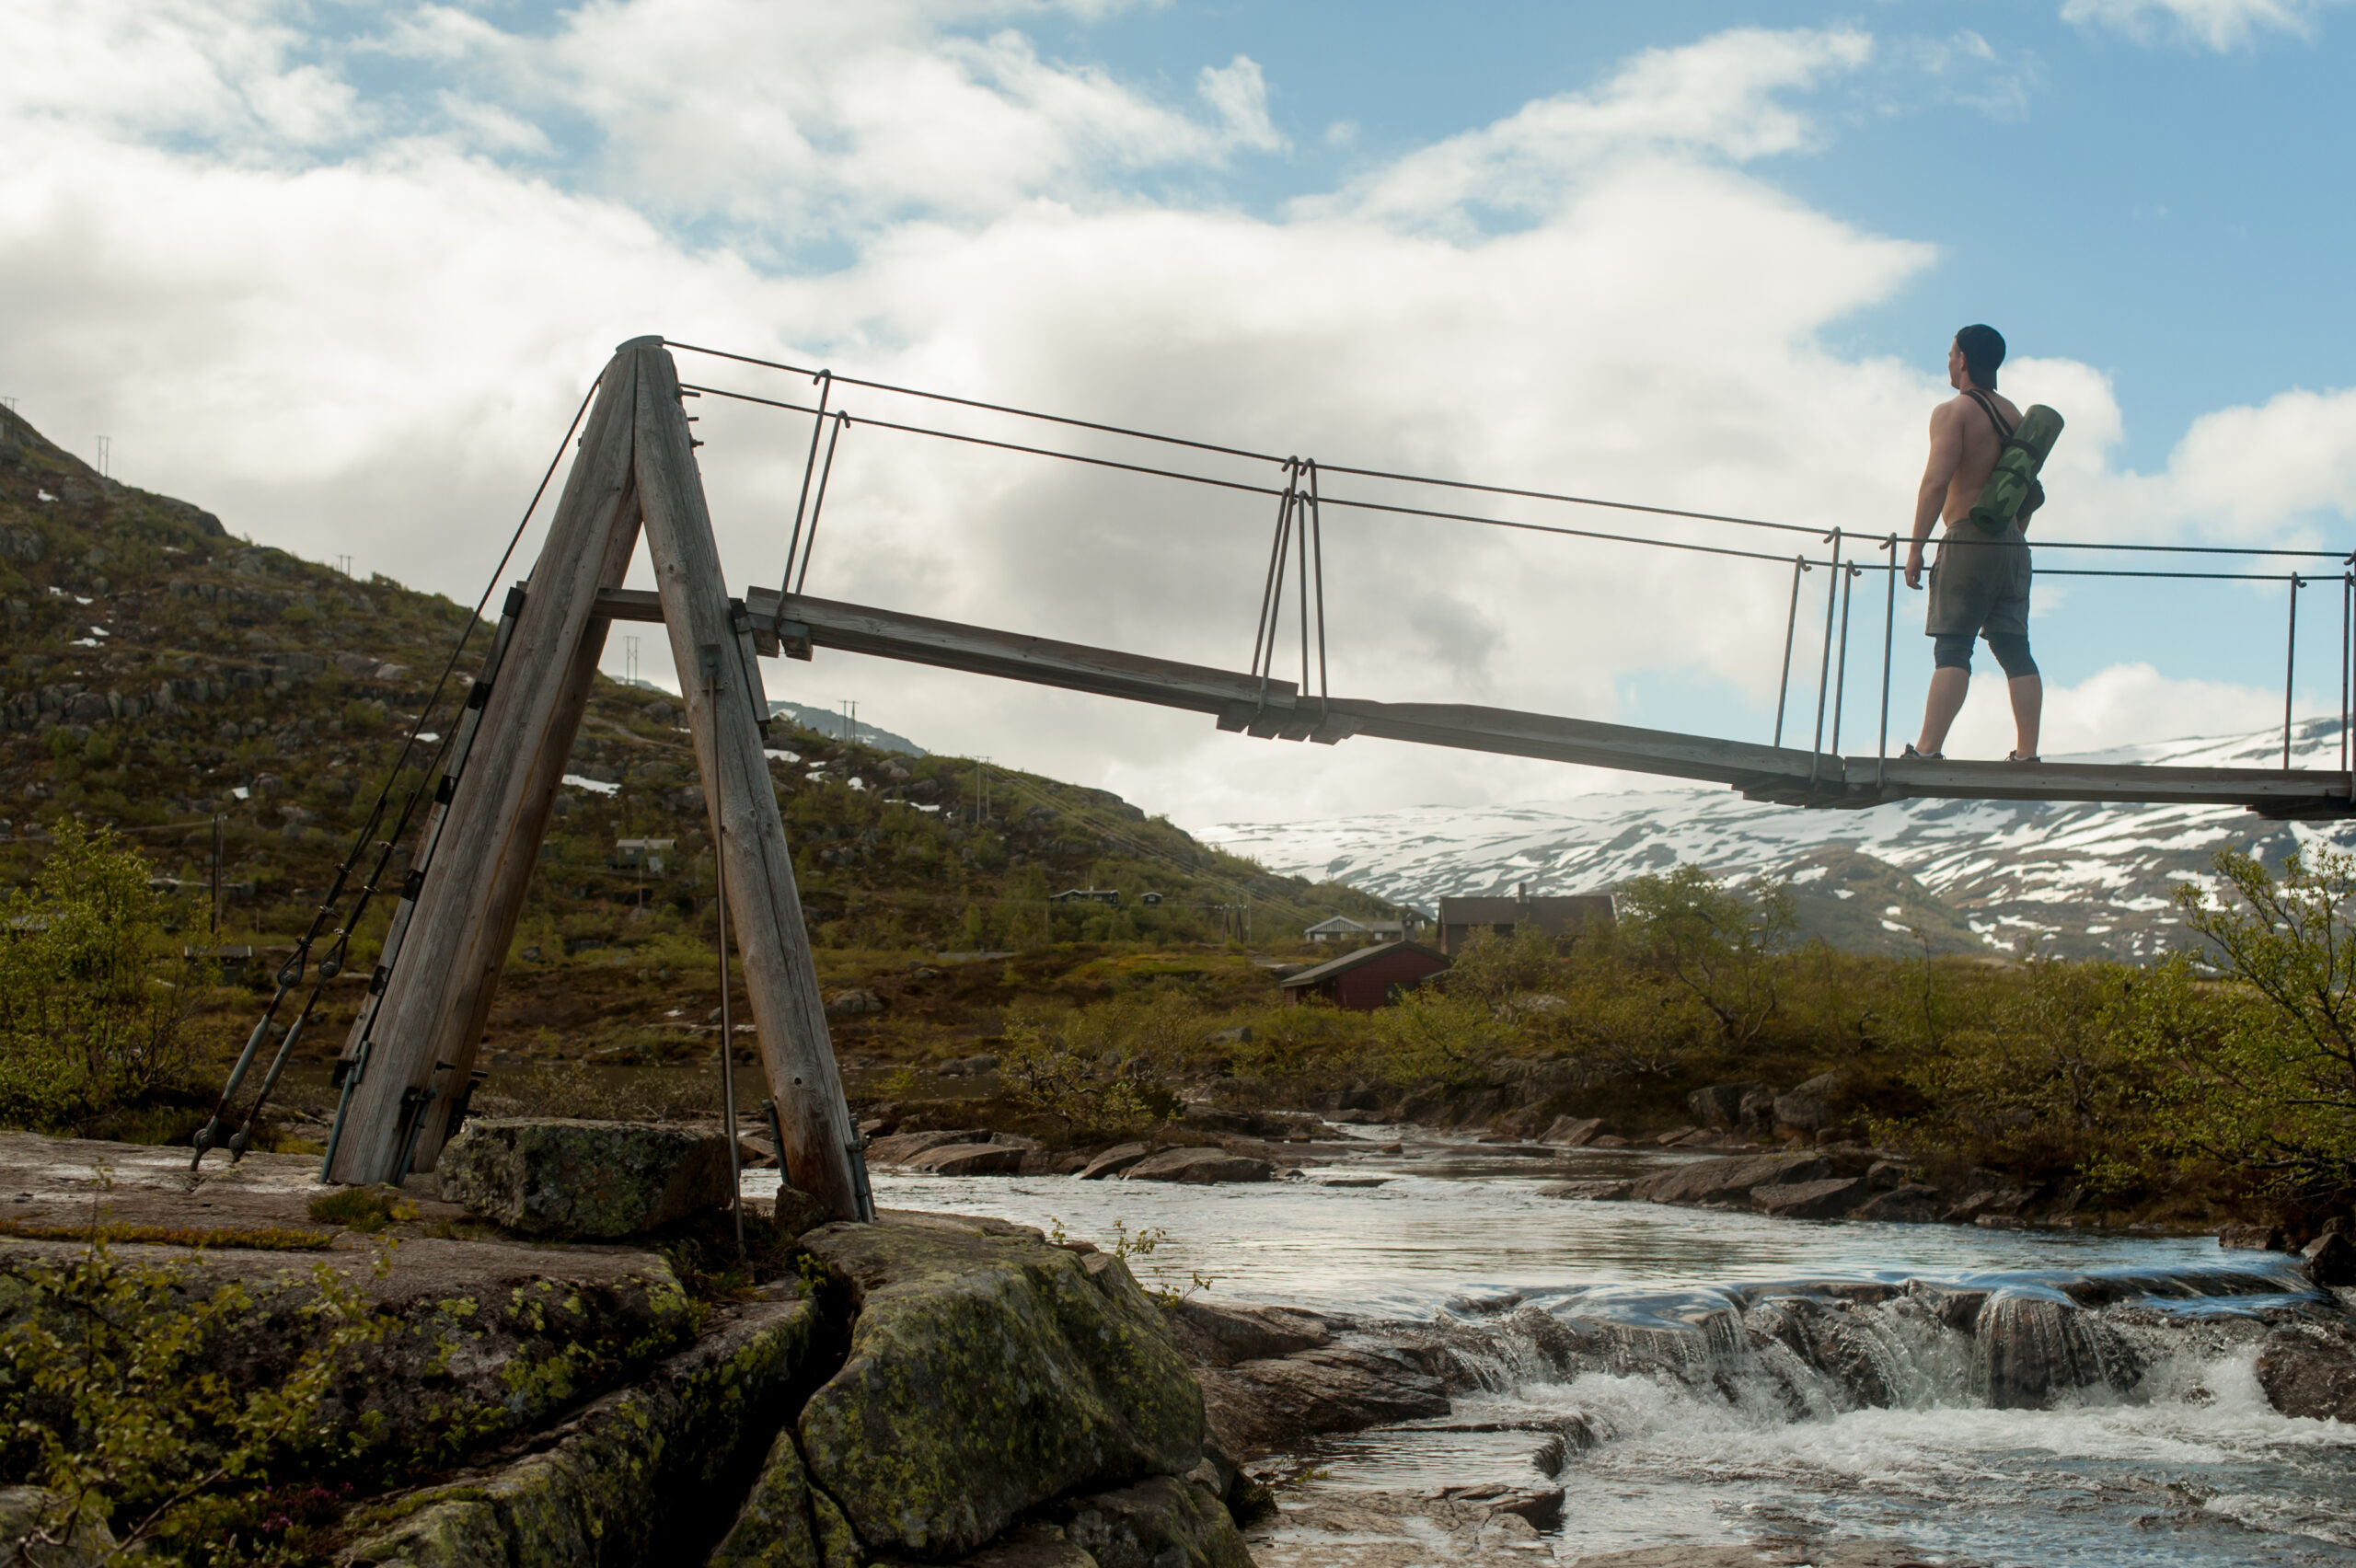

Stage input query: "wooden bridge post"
[
  {"left": 325, "top": 343, "right": 647, "bottom": 1185},
  {"left": 629, "top": 340, "right": 872, "bottom": 1221}
]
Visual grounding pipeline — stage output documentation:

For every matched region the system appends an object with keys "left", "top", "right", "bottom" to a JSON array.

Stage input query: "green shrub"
[
  {"left": 0, "top": 820, "right": 199, "bottom": 1130},
  {"left": 0, "top": 1232, "right": 396, "bottom": 1565},
  {"left": 2142, "top": 847, "right": 2356, "bottom": 1201}
]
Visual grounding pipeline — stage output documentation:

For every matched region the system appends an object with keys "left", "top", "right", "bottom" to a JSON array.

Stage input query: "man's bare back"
[{"left": 1929, "top": 385, "right": 2021, "bottom": 525}]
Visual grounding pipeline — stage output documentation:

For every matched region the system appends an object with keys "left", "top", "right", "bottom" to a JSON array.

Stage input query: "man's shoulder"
[{"left": 1946, "top": 388, "right": 2022, "bottom": 423}]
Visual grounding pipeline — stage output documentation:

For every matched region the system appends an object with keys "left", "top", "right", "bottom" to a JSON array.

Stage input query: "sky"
[{"left": 5, "top": 0, "right": 2355, "bottom": 831}]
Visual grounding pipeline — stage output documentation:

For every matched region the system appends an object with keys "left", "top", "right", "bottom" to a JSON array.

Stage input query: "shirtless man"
[{"left": 1902, "top": 323, "right": 2040, "bottom": 762}]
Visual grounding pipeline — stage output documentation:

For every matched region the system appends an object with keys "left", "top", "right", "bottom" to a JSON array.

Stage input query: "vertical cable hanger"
[
  {"left": 1809, "top": 528, "right": 1843, "bottom": 786},
  {"left": 2284, "top": 572, "right": 2304, "bottom": 772},
  {"left": 780, "top": 370, "right": 833, "bottom": 600},
  {"left": 792, "top": 411, "right": 849, "bottom": 597},
  {"left": 1306, "top": 458, "right": 1330, "bottom": 722},
  {"left": 1773, "top": 554, "right": 1808, "bottom": 748},
  {"left": 1877, "top": 535, "right": 1899, "bottom": 789},
  {"left": 1249, "top": 458, "right": 1303, "bottom": 709}
]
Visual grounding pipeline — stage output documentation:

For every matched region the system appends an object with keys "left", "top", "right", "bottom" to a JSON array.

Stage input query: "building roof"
[
  {"left": 1302, "top": 917, "right": 1370, "bottom": 934},
  {"left": 1277, "top": 940, "right": 1452, "bottom": 988}
]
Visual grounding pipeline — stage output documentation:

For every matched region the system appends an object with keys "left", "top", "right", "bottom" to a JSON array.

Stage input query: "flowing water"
[{"left": 748, "top": 1131, "right": 2356, "bottom": 1564}]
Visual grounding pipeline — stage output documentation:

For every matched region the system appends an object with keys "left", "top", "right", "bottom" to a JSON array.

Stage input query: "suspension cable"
[
  {"left": 193, "top": 372, "right": 602, "bottom": 1170},
  {"left": 669, "top": 343, "right": 2349, "bottom": 561}
]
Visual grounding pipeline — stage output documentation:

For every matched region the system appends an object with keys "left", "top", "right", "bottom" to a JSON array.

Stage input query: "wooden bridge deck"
[{"left": 594, "top": 587, "right": 2356, "bottom": 819}]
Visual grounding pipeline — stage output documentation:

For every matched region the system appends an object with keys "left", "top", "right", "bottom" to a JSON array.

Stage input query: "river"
[{"left": 752, "top": 1126, "right": 2356, "bottom": 1566}]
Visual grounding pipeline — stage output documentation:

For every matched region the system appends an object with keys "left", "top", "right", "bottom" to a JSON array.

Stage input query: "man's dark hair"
[{"left": 1955, "top": 324, "right": 2005, "bottom": 390}]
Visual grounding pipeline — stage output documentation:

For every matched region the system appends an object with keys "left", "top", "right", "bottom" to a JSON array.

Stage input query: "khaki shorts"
[{"left": 1926, "top": 523, "right": 2031, "bottom": 640}]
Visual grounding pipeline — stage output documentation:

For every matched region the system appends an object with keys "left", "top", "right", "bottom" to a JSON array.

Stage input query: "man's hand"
[{"left": 1904, "top": 540, "right": 1927, "bottom": 590}]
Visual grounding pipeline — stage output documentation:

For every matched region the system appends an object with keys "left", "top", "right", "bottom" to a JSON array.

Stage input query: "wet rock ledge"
[{"left": 0, "top": 1127, "right": 1258, "bottom": 1568}]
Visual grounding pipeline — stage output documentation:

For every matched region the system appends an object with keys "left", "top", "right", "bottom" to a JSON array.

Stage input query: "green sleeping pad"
[{"left": 1968, "top": 403, "right": 2064, "bottom": 536}]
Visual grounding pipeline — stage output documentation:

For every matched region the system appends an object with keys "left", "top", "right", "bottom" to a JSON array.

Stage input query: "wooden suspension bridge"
[{"left": 184, "top": 335, "right": 2354, "bottom": 1217}]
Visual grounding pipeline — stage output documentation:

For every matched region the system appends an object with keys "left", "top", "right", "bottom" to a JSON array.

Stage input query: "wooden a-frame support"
[{"left": 324, "top": 338, "right": 872, "bottom": 1221}]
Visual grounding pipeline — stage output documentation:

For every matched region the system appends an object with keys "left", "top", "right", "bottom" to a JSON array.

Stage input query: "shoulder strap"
[{"left": 1964, "top": 388, "right": 2014, "bottom": 441}]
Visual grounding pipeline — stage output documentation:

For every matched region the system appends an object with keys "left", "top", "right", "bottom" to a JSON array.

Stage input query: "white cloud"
[
  {"left": 2061, "top": 0, "right": 2345, "bottom": 50},
  {"left": 0, "top": 5, "right": 2344, "bottom": 832},
  {"left": 1315, "top": 27, "right": 1874, "bottom": 232}
]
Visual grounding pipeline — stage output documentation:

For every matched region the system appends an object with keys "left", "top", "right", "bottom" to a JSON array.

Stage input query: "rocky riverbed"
[
  {"left": 827, "top": 1129, "right": 2356, "bottom": 1567},
  {"left": 6, "top": 1123, "right": 2353, "bottom": 1567}
]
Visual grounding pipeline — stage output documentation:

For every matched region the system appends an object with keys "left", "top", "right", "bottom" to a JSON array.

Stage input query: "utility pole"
[
  {"left": 838, "top": 698, "right": 857, "bottom": 744},
  {"left": 973, "top": 756, "right": 991, "bottom": 826},
  {"left": 95, "top": 436, "right": 110, "bottom": 480},
  {"left": 624, "top": 635, "right": 640, "bottom": 686},
  {"left": 210, "top": 814, "right": 223, "bottom": 936},
  {"left": 333, "top": 554, "right": 352, "bottom": 577}
]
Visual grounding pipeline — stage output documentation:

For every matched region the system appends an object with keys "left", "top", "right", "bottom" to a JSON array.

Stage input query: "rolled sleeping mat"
[{"left": 1968, "top": 404, "right": 2064, "bottom": 536}]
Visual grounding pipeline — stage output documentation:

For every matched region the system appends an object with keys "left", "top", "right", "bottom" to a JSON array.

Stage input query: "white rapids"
[{"left": 756, "top": 1134, "right": 2356, "bottom": 1565}]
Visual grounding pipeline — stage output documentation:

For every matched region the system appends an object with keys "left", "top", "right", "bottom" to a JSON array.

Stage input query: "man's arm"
[{"left": 1904, "top": 402, "right": 1962, "bottom": 590}]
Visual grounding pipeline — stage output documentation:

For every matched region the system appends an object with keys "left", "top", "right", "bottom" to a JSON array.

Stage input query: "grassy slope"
[{"left": 0, "top": 406, "right": 1403, "bottom": 1090}]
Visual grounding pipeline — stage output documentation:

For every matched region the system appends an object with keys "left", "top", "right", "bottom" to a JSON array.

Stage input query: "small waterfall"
[{"left": 1421, "top": 1255, "right": 2323, "bottom": 1426}]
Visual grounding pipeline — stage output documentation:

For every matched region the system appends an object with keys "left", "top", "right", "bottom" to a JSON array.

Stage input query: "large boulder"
[
  {"left": 1538, "top": 1115, "right": 1602, "bottom": 1147},
  {"left": 2257, "top": 1324, "right": 2356, "bottom": 1422},
  {"left": 1686, "top": 1082, "right": 1767, "bottom": 1130},
  {"left": 1059, "top": 1475, "right": 1252, "bottom": 1568},
  {"left": 902, "top": 1143, "right": 1025, "bottom": 1177},
  {"left": 867, "top": 1130, "right": 991, "bottom": 1166},
  {"left": 710, "top": 1428, "right": 826, "bottom": 1568},
  {"left": 2304, "top": 1231, "right": 2356, "bottom": 1288},
  {"left": 1191, "top": 1343, "right": 1450, "bottom": 1458},
  {"left": 796, "top": 1217, "right": 1207, "bottom": 1560},
  {"left": 436, "top": 1118, "right": 733, "bottom": 1239},
  {"left": 1772, "top": 1071, "right": 1843, "bottom": 1135},
  {"left": 1851, "top": 1183, "right": 1943, "bottom": 1224},
  {"left": 1123, "top": 1147, "right": 1272, "bottom": 1185},
  {"left": 346, "top": 1293, "right": 825, "bottom": 1568},
  {"left": 1750, "top": 1177, "right": 1868, "bottom": 1221},
  {"left": 1160, "top": 1298, "right": 1333, "bottom": 1367},
  {"left": 1632, "top": 1151, "right": 1830, "bottom": 1207},
  {"left": 1079, "top": 1143, "right": 1152, "bottom": 1180}
]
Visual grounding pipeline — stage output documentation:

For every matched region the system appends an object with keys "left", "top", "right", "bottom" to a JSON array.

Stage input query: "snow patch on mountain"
[{"left": 1211, "top": 721, "right": 2356, "bottom": 960}]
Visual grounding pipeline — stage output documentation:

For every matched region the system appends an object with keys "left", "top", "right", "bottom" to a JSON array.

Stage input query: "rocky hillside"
[{"left": 0, "top": 405, "right": 1403, "bottom": 1071}]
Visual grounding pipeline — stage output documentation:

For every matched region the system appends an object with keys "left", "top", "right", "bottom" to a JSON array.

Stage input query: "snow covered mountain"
[{"left": 1210, "top": 721, "right": 2356, "bottom": 960}]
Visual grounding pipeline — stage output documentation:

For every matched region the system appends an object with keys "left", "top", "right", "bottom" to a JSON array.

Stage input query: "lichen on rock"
[
  {"left": 345, "top": 1291, "right": 825, "bottom": 1568},
  {"left": 795, "top": 1217, "right": 1207, "bottom": 1560},
  {"left": 437, "top": 1119, "right": 735, "bottom": 1239}
]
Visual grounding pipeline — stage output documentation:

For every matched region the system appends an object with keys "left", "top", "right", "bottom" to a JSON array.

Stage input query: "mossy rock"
[
  {"left": 346, "top": 1292, "right": 823, "bottom": 1568},
  {"left": 438, "top": 1119, "right": 734, "bottom": 1239},
  {"left": 797, "top": 1219, "right": 1205, "bottom": 1559}
]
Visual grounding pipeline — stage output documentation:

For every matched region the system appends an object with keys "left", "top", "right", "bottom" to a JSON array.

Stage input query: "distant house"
[
  {"left": 1278, "top": 940, "right": 1451, "bottom": 1010},
  {"left": 1437, "top": 885, "right": 1614, "bottom": 955},
  {"left": 614, "top": 837, "right": 676, "bottom": 873},
  {"left": 1050, "top": 887, "right": 1121, "bottom": 905},
  {"left": 1302, "top": 916, "right": 1408, "bottom": 945},
  {"left": 183, "top": 943, "right": 256, "bottom": 978}
]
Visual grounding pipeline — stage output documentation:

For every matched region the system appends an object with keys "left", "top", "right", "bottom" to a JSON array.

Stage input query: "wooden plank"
[
  {"left": 753, "top": 590, "right": 1297, "bottom": 713},
  {"left": 328, "top": 343, "right": 648, "bottom": 1184},
  {"left": 630, "top": 344, "right": 869, "bottom": 1222},
  {"left": 594, "top": 585, "right": 2356, "bottom": 815}
]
